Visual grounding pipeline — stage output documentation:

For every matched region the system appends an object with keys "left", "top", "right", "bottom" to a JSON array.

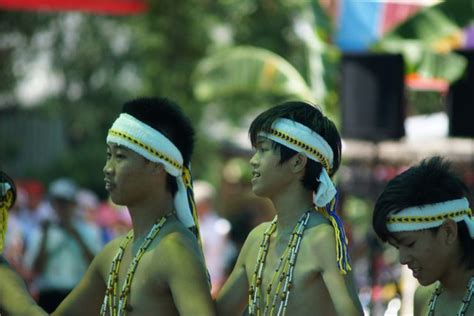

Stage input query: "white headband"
[
  {"left": 258, "top": 118, "right": 336, "bottom": 207},
  {"left": 106, "top": 113, "right": 195, "bottom": 228},
  {"left": 387, "top": 197, "right": 474, "bottom": 238}
]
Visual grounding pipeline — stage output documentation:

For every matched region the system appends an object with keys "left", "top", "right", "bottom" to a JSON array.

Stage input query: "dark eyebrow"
[{"left": 106, "top": 143, "right": 126, "bottom": 152}]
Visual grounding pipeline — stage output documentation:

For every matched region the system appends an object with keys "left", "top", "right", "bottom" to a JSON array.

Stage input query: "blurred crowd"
[
  {"left": 4, "top": 177, "right": 132, "bottom": 312},
  {"left": 3, "top": 177, "right": 249, "bottom": 312}
]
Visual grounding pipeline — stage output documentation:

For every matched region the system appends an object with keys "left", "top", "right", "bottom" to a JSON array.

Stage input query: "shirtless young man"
[
  {"left": 372, "top": 156, "right": 474, "bottom": 316},
  {"left": 0, "top": 171, "right": 47, "bottom": 316},
  {"left": 217, "top": 101, "right": 362, "bottom": 315},
  {"left": 55, "top": 97, "right": 215, "bottom": 315}
]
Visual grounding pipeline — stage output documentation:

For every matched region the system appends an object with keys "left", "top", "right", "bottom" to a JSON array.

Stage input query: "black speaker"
[
  {"left": 341, "top": 53, "right": 405, "bottom": 141},
  {"left": 447, "top": 50, "right": 474, "bottom": 137}
]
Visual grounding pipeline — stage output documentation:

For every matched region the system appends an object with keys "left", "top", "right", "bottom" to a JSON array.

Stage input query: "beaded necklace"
[
  {"left": 427, "top": 276, "right": 474, "bottom": 316},
  {"left": 100, "top": 212, "right": 173, "bottom": 316},
  {"left": 248, "top": 211, "right": 311, "bottom": 316}
]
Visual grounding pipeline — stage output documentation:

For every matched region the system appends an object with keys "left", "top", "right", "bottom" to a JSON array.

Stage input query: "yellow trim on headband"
[
  {"left": 0, "top": 190, "right": 14, "bottom": 253},
  {"left": 269, "top": 128, "right": 331, "bottom": 172},
  {"left": 387, "top": 208, "right": 472, "bottom": 224},
  {"left": 108, "top": 129, "right": 182, "bottom": 170}
]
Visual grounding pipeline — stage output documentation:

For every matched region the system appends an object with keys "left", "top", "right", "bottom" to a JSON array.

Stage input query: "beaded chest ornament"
[
  {"left": 248, "top": 211, "right": 311, "bottom": 316},
  {"left": 427, "top": 276, "right": 474, "bottom": 316},
  {"left": 100, "top": 213, "right": 172, "bottom": 316}
]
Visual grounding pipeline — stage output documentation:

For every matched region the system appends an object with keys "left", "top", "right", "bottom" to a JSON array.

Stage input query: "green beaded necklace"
[
  {"left": 248, "top": 211, "right": 311, "bottom": 316},
  {"left": 100, "top": 212, "right": 173, "bottom": 316},
  {"left": 427, "top": 276, "right": 474, "bottom": 316}
]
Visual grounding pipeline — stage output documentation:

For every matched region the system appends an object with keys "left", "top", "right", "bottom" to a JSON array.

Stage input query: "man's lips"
[
  {"left": 252, "top": 171, "right": 261, "bottom": 179},
  {"left": 104, "top": 179, "right": 115, "bottom": 190},
  {"left": 409, "top": 266, "right": 421, "bottom": 277}
]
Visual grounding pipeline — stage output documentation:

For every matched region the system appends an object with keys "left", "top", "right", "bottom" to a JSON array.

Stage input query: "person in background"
[
  {"left": 54, "top": 97, "right": 215, "bottom": 315},
  {"left": 372, "top": 156, "right": 474, "bottom": 315},
  {"left": 24, "top": 177, "right": 103, "bottom": 313},
  {"left": 217, "top": 100, "right": 362, "bottom": 315},
  {"left": 194, "top": 180, "right": 235, "bottom": 297},
  {"left": 0, "top": 170, "right": 47, "bottom": 316}
]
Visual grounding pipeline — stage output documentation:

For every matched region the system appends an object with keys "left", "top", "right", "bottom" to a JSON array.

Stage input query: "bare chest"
[
  {"left": 245, "top": 238, "right": 336, "bottom": 314},
  {"left": 103, "top": 249, "right": 178, "bottom": 315},
  {"left": 429, "top": 295, "right": 474, "bottom": 316}
]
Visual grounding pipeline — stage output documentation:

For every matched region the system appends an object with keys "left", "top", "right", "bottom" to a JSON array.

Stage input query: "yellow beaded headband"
[
  {"left": 387, "top": 197, "right": 474, "bottom": 238},
  {"left": 0, "top": 171, "right": 17, "bottom": 253},
  {"left": 107, "top": 113, "right": 198, "bottom": 229},
  {"left": 258, "top": 118, "right": 336, "bottom": 207}
]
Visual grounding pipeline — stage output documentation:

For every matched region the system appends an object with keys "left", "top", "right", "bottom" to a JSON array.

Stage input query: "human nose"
[
  {"left": 103, "top": 159, "right": 113, "bottom": 176},
  {"left": 398, "top": 248, "right": 411, "bottom": 265},
  {"left": 249, "top": 153, "right": 258, "bottom": 167}
]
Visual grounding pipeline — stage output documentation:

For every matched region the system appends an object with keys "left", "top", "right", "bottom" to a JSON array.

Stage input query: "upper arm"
[
  {"left": 216, "top": 224, "right": 266, "bottom": 316},
  {"left": 163, "top": 235, "right": 215, "bottom": 316},
  {"left": 0, "top": 264, "right": 47, "bottom": 316},
  {"left": 216, "top": 234, "right": 255, "bottom": 316},
  {"left": 53, "top": 247, "right": 107, "bottom": 315},
  {"left": 315, "top": 226, "right": 363, "bottom": 316}
]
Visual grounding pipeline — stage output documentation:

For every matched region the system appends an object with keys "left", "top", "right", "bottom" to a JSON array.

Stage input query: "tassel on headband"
[
  {"left": 0, "top": 171, "right": 17, "bottom": 253},
  {"left": 316, "top": 195, "right": 351, "bottom": 274},
  {"left": 387, "top": 197, "right": 474, "bottom": 238},
  {"left": 106, "top": 113, "right": 200, "bottom": 237},
  {"left": 260, "top": 118, "right": 351, "bottom": 274}
]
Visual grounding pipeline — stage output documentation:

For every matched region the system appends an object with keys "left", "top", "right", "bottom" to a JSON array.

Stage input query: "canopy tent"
[{"left": 0, "top": 0, "right": 147, "bottom": 15}]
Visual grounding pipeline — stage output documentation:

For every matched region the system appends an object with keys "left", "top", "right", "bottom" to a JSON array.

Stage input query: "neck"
[
  {"left": 271, "top": 183, "right": 313, "bottom": 235},
  {"left": 127, "top": 190, "right": 174, "bottom": 241},
  {"left": 440, "top": 265, "right": 474, "bottom": 296}
]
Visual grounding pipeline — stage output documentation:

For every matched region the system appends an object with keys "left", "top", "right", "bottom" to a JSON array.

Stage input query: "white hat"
[
  {"left": 193, "top": 180, "right": 215, "bottom": 203},
  {"left": 49, "top": 178, "right": 77, "bottom": 202}
]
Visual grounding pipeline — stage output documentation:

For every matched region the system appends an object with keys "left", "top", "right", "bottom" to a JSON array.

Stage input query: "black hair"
[
  {"left": 122, "top": 97, "right": 194, "bottom": 196},
  {"left": 372, "top": 156, "right": 474, "bottom": 268},
  {"left": 249, "top": 100, "right": 341, "bottom": 192}
]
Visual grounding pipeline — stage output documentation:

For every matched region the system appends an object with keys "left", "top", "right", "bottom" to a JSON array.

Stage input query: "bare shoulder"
[
  {"left": 414, "top": 283, "right": 436, "bottom": 315},
  {"left": 305, "top": 215, "right": 335, "bottom": 250},
  {"left": 93, "top": 233, "right": 131, "bottom": 274},
  {"left": 302, "top": 215, "right": 343, "bottom": 269},
  {"left": 157, "top": 222, "right": 202, "bottom": 255},
  {"left": 240, "top": 221, "right": 273, "bottom": 255},
  {"left": 247, "top": 221, "right": 272, "bottom": 241},
  {"left": 150, "top": 221, "right": 207, "bottom": 274}
]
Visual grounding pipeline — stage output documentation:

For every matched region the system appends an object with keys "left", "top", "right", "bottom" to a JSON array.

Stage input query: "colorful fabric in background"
[
  {"left": 335, "top": 0, "right": 422, "bottom": 52},
  {"left": 0, "top": 0, "right": 146, "bottom": 15}
]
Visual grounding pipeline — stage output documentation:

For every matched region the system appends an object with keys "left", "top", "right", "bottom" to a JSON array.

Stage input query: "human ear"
[
  {"left": 440, "top": 219, "right": 458, "bottom": 245},
  {"left": 149, "top": 162, "right": 166, "bottom": 175},
  {"left": 291, "top": 153, "right": 308, "bottom": 173}
]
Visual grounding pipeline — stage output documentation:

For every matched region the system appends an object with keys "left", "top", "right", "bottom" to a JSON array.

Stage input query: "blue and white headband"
[
  {"left": 387, "top": 197, "right": 474, "bottom": 238},
  {"left": 106, "top": 113, "right": 197, "bottom": 229},
  {"left": 258, "top": 118, "right": 336, "bottom": 207}
]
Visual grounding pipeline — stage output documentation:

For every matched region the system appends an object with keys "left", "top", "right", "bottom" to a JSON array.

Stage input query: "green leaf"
[{"left": 192, "top": 46, "right": 314, "bottom": 103}]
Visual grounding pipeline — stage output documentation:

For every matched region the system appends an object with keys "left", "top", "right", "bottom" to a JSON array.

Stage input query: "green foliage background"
[{"left": 1, "top": 1, "right": 333, "bottom": 197}]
